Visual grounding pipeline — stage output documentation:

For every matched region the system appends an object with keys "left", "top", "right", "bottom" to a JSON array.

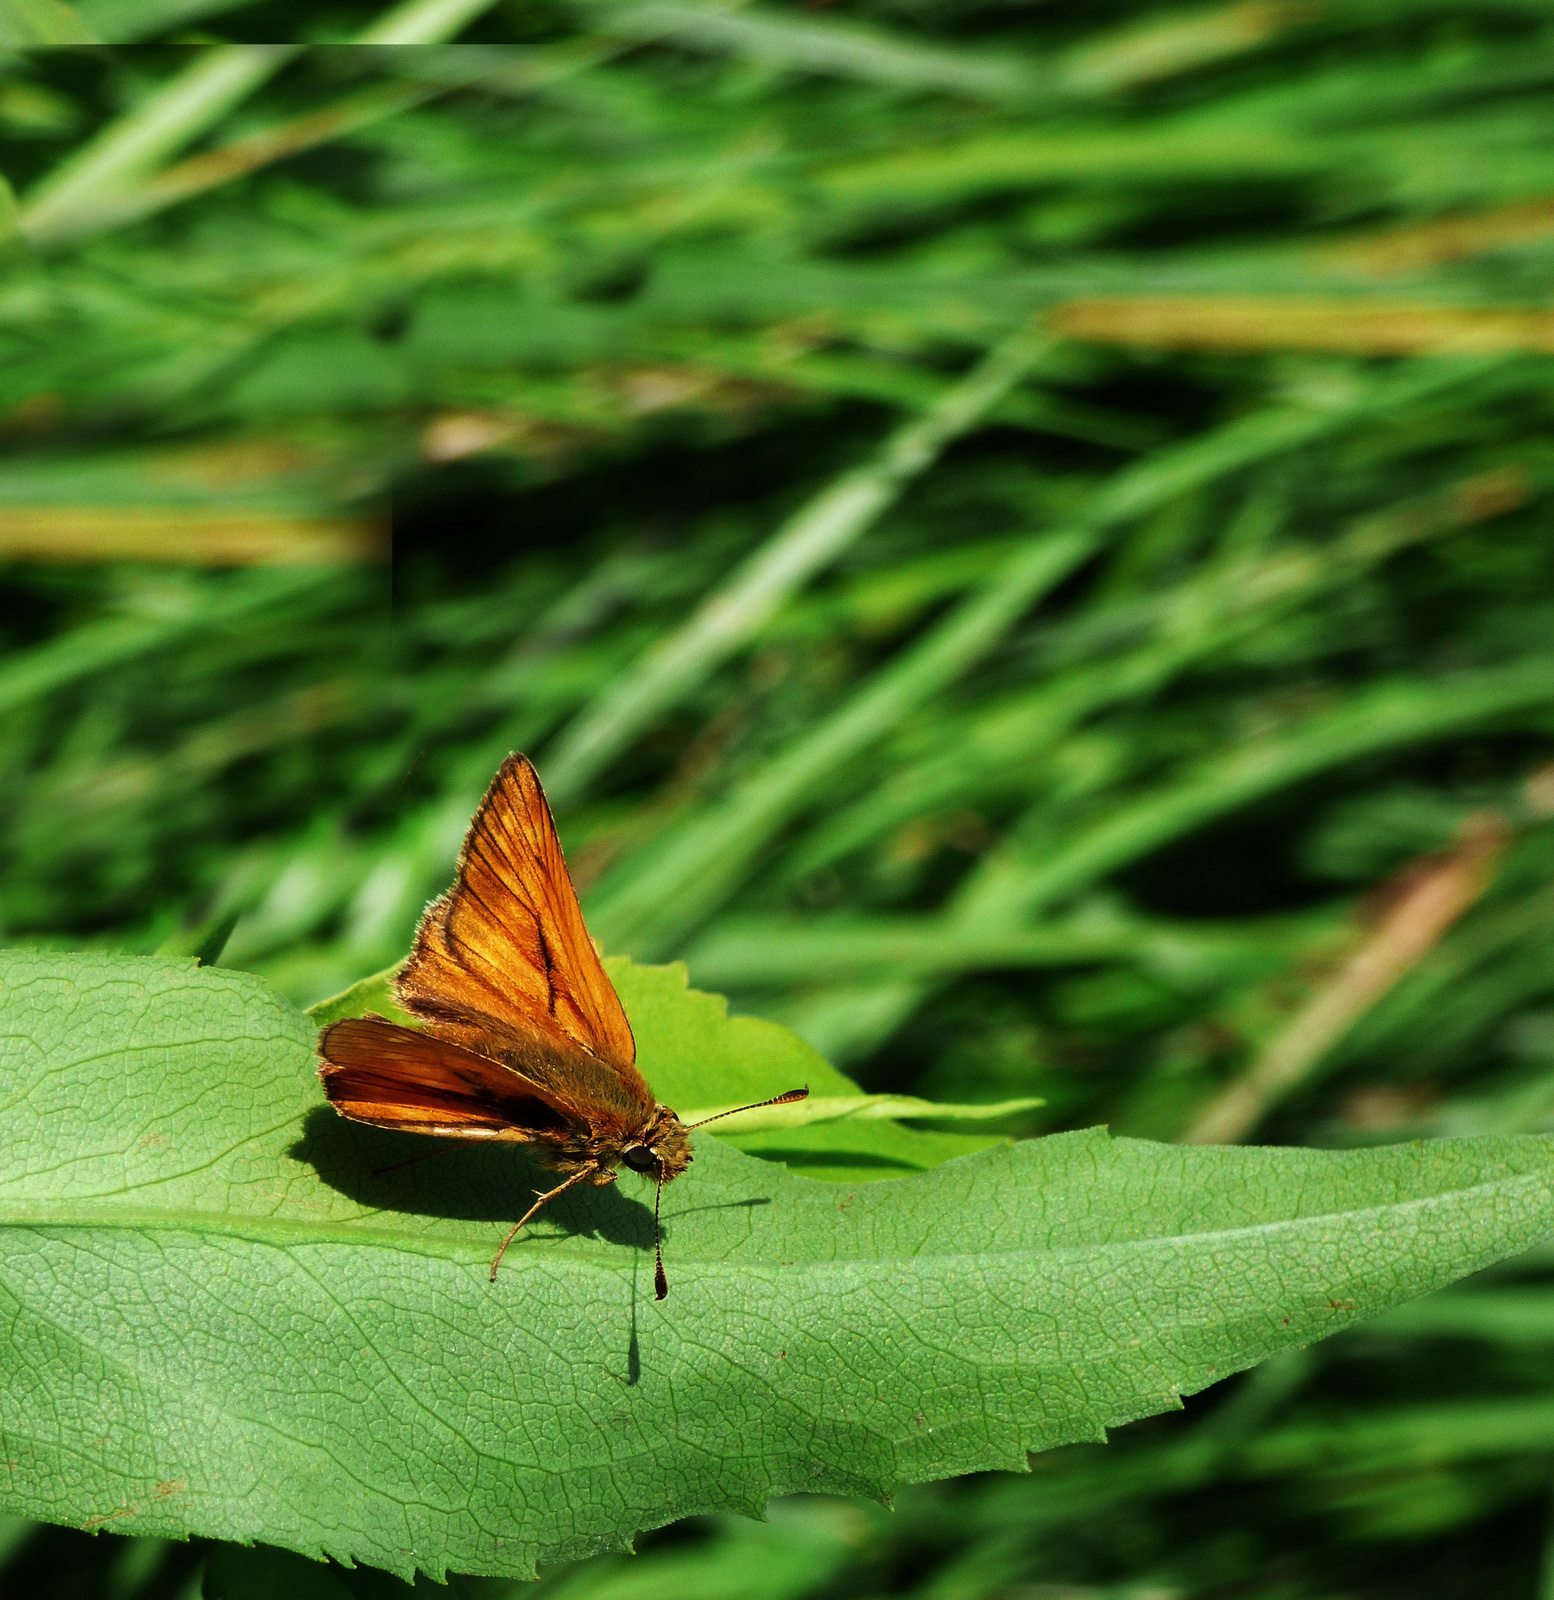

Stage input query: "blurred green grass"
[{"left": 4, "top": 0, "right": 1554, "bottom": 1595}]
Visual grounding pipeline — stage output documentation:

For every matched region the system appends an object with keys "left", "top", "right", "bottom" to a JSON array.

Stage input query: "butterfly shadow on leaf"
[{"left": 289, "top": 1105, "right": 659, "bottom": 1254}]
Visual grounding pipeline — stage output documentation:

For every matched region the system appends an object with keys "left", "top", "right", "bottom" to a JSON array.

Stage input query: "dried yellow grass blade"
[
  {"left": 0, "top": 508, "right": 385, "bottom": 564},
  {"left": 1051, "top": 298, "right": 1554, "bottom": 356},
  {"left": 1319, "top": 200, "right": 1554, "bottom": 276},
  {"left": 1064, "top": 1, "right": 1316, "bottom": 95}
]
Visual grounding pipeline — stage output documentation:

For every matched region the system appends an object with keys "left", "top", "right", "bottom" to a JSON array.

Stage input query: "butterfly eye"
[{"left": 623, "top": 1145, "right": 658, "bottom": 1174}]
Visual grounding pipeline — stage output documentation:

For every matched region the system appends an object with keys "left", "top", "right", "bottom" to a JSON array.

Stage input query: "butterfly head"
[{"left": 619, "top": 1105, "right": 694, "bottom": 1183}]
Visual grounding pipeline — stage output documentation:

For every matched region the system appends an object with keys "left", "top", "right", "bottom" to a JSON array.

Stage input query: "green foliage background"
[{"left": 3, "top": 0, "right": 1554, "bottom": 1595}]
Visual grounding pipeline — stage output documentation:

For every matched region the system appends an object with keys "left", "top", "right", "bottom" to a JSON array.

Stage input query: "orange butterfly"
[{"left": 316, "top": 752, "right": 806, "bottom": 1298}]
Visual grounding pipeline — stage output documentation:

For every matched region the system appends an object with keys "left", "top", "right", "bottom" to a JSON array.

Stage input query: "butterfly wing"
[
  {"left": 396, "top": 752, "right": 652, "bottom": 1120},
  {"left": 318, "top": 1015, "right": 573, "bottom": 1142}
]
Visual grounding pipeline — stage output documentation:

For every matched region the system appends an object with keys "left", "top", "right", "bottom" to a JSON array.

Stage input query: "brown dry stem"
[{"left": 1180, "top": 813, "right": 1510, "bottom": 1144}]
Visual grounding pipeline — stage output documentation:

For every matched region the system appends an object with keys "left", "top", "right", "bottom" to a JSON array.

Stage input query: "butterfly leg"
[{"left": 489, "top": 1165, "right": 598, "bottom": 1282}]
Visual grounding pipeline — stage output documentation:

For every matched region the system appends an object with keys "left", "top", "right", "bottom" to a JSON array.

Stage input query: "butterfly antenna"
[
  {"left": 653, "top": 1163, "right": 669, "bottom": 1301},
  {"left": 685, "top": 1086, "right": 809, "bottom": 1130},
  {"left": 654, "top": 1089, "right": 809, "bottom": 1299}
]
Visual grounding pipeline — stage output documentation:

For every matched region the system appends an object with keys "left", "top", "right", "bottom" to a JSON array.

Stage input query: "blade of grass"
[
  {"left": 540, "top": 328, "right": 1056, "bottom": 810},
  {"left": 19, "top": 45, "right": 301, "bottom": 249},
  {"left": 818, "top": 126, "right": 1327, "bottom": 213},
  {"left": 1067, "top": 356, "right": 1506, "bottom": 531},
  {"left": 1061, "top": 1, "right": 1317, "bottom": 95},
  {"left": 1317, "top": 197, "right": 1554, "bottom": 275},
  {"left": 1243, "top": 1397, "right": 1554, "bottom": 1478},
  {"left": 112, "top": 42, "right": 622, "bottom": 236},
  {"left": 590, "top": 1, "right": 1033, "bottom": 99},
  {"left": 1328, "top": 872, "right": 1554, "bottom": 1087},
  {"left": 38, "top": 677, "right": 368, "bottom": 823},
  {"left": 1051, "top": 298, "right": 1554, "bottom": 356},
  {"left": 356, "top": 0, "right": 502, "bottom": 43},
  {"left": 0, "top": 508, "right": 383, "bottom": 564},
  {"left": 154, "top": 908, "right": 241, "bottom": 966},
  {"left": 78, "top": 42, "right": 623, "bottom": 243},
  {"left": 55, "top": 79, "right": 446, "bottom": 246},
  {"left": 0, "top": 173, "right": 17, "bottom": 257}
]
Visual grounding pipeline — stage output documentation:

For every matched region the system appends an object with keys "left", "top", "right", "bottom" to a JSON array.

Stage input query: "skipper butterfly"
[{"left": 316, "top": 753, "right": 806, "bottom": 1298}]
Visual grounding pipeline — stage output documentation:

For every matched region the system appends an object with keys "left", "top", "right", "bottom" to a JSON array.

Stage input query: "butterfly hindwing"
[
  {"left": 396, "top": 753, "right": 651, "bottom": 1117},
  {"left": 317, "top": 1015, "right": 572, "bottom": 1142}
]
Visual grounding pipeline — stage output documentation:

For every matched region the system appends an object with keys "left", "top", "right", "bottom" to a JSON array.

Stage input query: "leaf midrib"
[{"left": 0, "top": 1169, "right": 1543, "bottom": 1275}]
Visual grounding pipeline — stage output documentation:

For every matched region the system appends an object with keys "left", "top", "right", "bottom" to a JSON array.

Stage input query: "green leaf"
[
  {"left": 6, "top": 948, "right": 1554, "bottom": 1580},
  {"left": 305, "top": 963, "right": 411, "bottom": 1028}
]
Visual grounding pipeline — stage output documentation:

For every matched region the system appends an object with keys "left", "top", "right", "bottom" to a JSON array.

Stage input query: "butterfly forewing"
[
  {"left": 396, "top": 753, "right": 651, "bottom": 1116},
  {"left": 318, "top": 1016, "right": 572, "bottom": 1142}
]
